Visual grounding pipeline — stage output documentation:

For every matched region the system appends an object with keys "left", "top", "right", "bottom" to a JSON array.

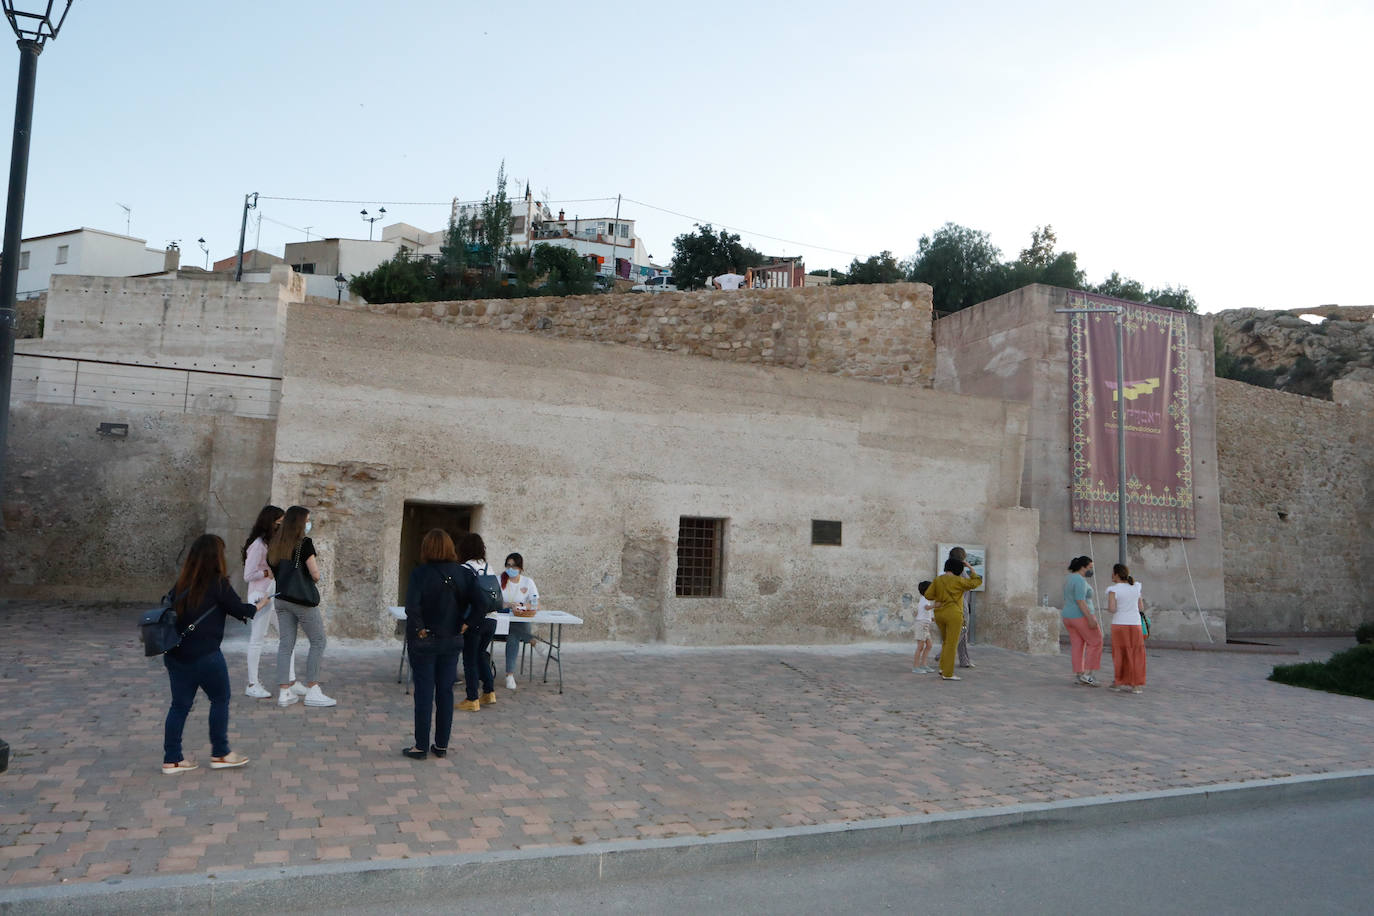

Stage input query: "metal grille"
[
  {"left": 811, "top": 519, "right": 842, "bottom": 546},
  {"left": 675, "top": 517, "right": 723, "bottom": 597}
]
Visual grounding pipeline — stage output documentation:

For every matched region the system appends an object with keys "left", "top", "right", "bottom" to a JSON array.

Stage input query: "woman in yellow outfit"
[{"left": 924, "top": 557, "right": 983, "bottom": 680}]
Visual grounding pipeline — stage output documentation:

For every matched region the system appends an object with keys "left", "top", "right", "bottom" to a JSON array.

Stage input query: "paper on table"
[{"left": 493, "top": 615, "right": 510, "bottom": 636}]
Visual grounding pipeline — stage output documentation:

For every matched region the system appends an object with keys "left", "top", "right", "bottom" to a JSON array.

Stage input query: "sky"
[{"left": 3, "top": 0, "right": 1370, "bottom": 312}]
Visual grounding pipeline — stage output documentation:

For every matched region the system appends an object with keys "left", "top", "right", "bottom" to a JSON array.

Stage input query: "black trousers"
[{"left": 461, "top": 617, "right": 497, "bottom": 700}]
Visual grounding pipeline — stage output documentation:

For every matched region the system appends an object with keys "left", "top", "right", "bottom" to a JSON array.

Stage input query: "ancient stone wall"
[
  {"left": 1215, "top": 378, "right": 1374, "bottom": 633},
  {"left": 349, "top": 282, "right": 935, "bottom": 387}
]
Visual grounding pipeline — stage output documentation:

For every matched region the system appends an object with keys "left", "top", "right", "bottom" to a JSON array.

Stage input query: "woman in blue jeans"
[
  {"left": 161, "top": 534, "right": 270, "bottom": 774},
  {"left": 400, "top": 529, "right": 473, "bottom": 760}
]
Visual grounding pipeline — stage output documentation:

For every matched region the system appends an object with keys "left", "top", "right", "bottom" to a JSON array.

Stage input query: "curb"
[{"left": 3, "top": 769, "right": 1371, "bottom": 914}]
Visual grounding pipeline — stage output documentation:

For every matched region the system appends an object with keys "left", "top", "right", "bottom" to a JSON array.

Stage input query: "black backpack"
[{"left": 467, "top": 561, "right": 503, "bottom": 615}]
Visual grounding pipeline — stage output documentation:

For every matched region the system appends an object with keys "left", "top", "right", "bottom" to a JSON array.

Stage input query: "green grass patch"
[{"left": 1269, "top": 644, "right": 1374, "bottom": 700}]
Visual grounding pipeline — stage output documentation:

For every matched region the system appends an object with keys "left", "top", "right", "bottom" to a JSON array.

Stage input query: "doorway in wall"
[{"left": 398, "top": 502, "right": 477, "bottom": 603}]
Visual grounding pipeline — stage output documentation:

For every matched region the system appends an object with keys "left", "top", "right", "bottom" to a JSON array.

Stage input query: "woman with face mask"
[
  {"left": 267, "top": 505, "right": 335, "bottom": 708},
  {"left": 241, "top": 505, "right": 301, "bottom": 699},
  {"left": 1061, "top": 556, "right": 1103, "bottom": 687},
  {"left": 499, "top": 552, "right": 540, "bottom": 690}
]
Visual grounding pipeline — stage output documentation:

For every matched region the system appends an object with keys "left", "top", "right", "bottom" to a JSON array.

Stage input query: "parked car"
[{"left": 630, "top": 275, "right": 677, "bottom": 293}]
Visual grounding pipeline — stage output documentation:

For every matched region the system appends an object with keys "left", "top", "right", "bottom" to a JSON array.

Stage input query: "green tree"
[
  {"left": 840, "top": 251, "right": 904, "bottom": 285},
  {"left": 474, "top": 161, "right": 514, "bottom": 272},
  {"left": 669, "top": 224, "right": 764, "bottom": 290},
  {"left": 531, "top": 243, "right": 597, "bottom": 295},
  {"left": 1090, "top": 273, "right": 1198, "bottom": 313},
  {"left": 348, "top": 247, "right": 439, "bottom": 304},
  {"left": 905, "top": 223, "right": 1004, "bottom": 313}
]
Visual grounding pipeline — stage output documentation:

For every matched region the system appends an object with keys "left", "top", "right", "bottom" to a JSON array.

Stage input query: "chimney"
[{"left": 164, "top": 242, "right": 180, "bottom": 272}]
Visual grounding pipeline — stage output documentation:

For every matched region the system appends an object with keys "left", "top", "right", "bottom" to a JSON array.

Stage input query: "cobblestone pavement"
[{"left": 1, "top": 603, "right": 1371, "bottom": 890}]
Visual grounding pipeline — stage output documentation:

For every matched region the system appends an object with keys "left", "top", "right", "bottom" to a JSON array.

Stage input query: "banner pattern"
[{"left": 1069, "top": 295, "right": 1195, "bottom": 538}]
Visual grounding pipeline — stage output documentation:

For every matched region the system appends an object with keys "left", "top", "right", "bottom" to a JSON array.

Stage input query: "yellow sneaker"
[
  {"left": 480, "top": 691, "right": 497, "bottom": 705},
  {"left": 458, "top": 699, "right": 481, "bottom": 711}
]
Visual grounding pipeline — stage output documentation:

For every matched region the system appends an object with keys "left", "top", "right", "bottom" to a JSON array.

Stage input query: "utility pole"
[
  {"left": 234, "top": 192, "right": 258, "bottom": 281},
  {"left": 609, "top": 193, "right": 621, "bottom": 281}
]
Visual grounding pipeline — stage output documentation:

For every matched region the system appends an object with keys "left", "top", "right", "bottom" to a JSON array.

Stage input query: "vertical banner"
[{"left": 1069, "top": 295, "right": 1195, "bottom": 538}]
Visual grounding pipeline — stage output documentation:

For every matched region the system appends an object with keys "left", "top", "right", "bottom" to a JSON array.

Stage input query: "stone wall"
[
  {"left": 0, "top": 403, "right": 276, "bottom": 600},
  {"left": 1216, "top": 378, "right": 1374, "bottom": 633},
  {"left": 350, "top": 282, "right": 935, "bottom": 387},
  {"left": 934, "top": 285, "right": 1227, "bottom": 642},
  {"left": 14, "top": 292, "right": 44, "bottom": 339},
  {"left": 272, "top": 302, "right": 1031, "bottom": 644}
]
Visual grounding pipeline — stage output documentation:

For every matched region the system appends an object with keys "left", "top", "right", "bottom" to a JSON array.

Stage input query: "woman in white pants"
[{"left": 241, "top": 505, "right": 302, "bottom": 699}]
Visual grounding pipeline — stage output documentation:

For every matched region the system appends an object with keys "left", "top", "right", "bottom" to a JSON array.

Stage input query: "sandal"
[
  {"left": 161, "top": 759, "right": 198, "bottom": 775},
  {"left": 401, "top": 746, "right": 427, "bottom": 760}
]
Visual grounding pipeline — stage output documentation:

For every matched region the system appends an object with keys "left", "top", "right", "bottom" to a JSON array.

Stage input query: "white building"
[{"left": 13, "top": 228, "right": 172, "bottom": 299}]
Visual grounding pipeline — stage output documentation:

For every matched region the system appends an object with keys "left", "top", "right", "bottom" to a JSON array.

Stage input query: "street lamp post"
[
  {"left": 334, "top": 273, "right": 346, "bottom": 305},
  {"left": 1056, "top": 304, "right": 1128, "bottom": 567},
  {"left": 197, "top": 237, "right": 209, "bottom": 270},
  {"left": 360, "top": 207, "right": 386, "bottom": 241},
  {"left": 0, "top": 1, "right": 73, "bottom": 501}
]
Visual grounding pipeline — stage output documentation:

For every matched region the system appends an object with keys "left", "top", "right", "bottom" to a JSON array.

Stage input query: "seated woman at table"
[
  {"left": 400, "top": 529, "right": 471, "bottom": 760},
  {"left": 500, "top": 552, "right": 540, "bottom": 691}
]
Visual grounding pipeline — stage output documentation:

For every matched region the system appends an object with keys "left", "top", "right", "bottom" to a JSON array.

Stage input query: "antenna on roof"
[{"left": 116, "top": 202, "right": 131, "bottom": 235}]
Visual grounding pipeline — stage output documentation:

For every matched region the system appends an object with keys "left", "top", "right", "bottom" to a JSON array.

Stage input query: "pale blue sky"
[{"left": 5, "top": 0, "right": 1370, "bottom": 310}]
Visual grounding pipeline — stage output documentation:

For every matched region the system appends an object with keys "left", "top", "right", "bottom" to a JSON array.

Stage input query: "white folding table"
[{"left": 387, "top": 606, "right": 584, "bottom": 693}]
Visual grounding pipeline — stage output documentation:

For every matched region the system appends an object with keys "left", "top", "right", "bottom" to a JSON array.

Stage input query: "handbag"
[
  {"left": 275, "top": 543, "right": 320, "bottom": 607},
  {"left": 1139, "top": 611, "right": 1151, "bottom": 639},
  {"left": 138, "top": 592, "right": 217, "bottom": 657}
]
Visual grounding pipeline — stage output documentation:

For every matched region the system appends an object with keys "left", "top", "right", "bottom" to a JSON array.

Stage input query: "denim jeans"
[
  {"left": 409, "top": 649, "right": 460, "bottom": 750},
  {"left": 462, "top": 617, "right": 496, "bottom": 700},
  {"left": 164, "top": 649, "right": 231, "bottom": 764},
  {"left": 277, "top": 603, "right": 326, "bottom": 685},
  {"left": 504, "top": 621, "right": 533, "bottom": 675}
]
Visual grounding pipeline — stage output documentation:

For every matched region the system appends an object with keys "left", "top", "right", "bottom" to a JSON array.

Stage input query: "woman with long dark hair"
[
  {"left": 400, "top": 529, "right": 475, "bottom": 760},
  {"left": 161, "top": 534, "right": 269, "bottom": 774},
  {"left": 1107, "top": 563, "right": 1147, "bottom": 694},
  {"left": 1061, "top": 556, "right": 1103, "bottom": 687},
  {"left": 241, "top": 505, "right": 300, "bottom": 699},
  {"left": 267, "top": 505, "right": 335, "bottom": 708},
  {"left": 499, "top": 551, "right": 540, "bottom": 691},
  {"left": 456, "top": 532, "right": 498, "bottom": 711}
]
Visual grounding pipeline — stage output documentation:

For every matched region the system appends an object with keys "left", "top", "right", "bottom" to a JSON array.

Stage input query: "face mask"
[
  {"left": 506, "top": 568, "right": 520, "bottom": 578},
  {"left": 304, "top": 521, "right": 313, "bottom": 535},
  {"left": 1083, "top": 568, "right": 1093, "bottom": 578}
]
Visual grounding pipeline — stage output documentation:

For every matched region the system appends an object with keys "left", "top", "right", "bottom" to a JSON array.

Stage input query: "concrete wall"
[
  {"left": 933, "top": 285, "right": 1226, "bottom": 642},
  {"left": 349, "top": 281, "right": 935, "bottom": 387},
  {"left": 1216, "top": 379, "right": 1374, "bottom": 633},
  {"left": 270, "top": 302, "right": 1033, "bottom": 644},
  {"left": 0, "top": 403, "right": 276, "bottom": 600}
]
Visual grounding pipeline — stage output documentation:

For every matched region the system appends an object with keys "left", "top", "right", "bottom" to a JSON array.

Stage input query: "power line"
[
  {"left": 621, "top": 196, "right": 859, "bottom": 258},
  {"left": 256, "top": 194, "right": 617, "bottom": 206}
]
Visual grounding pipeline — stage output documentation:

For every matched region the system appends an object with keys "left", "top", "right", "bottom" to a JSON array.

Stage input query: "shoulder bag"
[
  {"left": 138, "top": 592, "right": 218, "bottom": 657},
  {"left": 275, "top": 543, "right": 321, "bottom": 607}
]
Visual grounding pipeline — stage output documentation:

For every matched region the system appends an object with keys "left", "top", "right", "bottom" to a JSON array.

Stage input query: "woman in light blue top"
[{"left": 1061, "top": 556, "right": 1103, "bottom": 686}]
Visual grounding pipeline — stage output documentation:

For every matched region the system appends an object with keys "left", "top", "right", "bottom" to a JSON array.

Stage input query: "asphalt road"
[{"left": 326, "top": 795, "right": 1374, "bottom": 915}]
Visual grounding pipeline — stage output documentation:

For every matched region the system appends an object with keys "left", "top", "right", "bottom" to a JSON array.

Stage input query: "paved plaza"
[{"left": 1, "top": 602, "right": 1371, "bottom": 891}]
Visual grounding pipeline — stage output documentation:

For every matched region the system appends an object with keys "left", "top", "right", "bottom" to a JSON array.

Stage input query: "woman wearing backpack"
[
  {"left": 400, "top": 529, "right": 474, "bottom": 760},
  {"left": 161, "top": 534, "right": 271, "bottom": 774},
  {"left": 267, "top": 506, "right": 335, "bottom": 708},
  {"left": 241, "top": 505, "right": 301, "bottom": 699},
  {"left": 456, "top": 532, "right": 498, "bottom": 711}
]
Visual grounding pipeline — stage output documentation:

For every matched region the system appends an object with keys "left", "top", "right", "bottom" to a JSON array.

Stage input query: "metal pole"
[
  {"left": 234, "top": 192, "right": 256, "bottom": 281},
  {"left": 610, "top": 193, "right": 621, "bottom": 281},
  {"left": 1115, "top": 309, "right": 1127, "bottom": 566},
  {"left": 0, "top": 39, "right": 43, "bottom": 499}
]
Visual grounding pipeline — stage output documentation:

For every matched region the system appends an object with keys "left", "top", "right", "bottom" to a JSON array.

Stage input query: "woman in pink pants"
[{"left": 1061, "top": 556, "right": 1103, "bottom": 686}]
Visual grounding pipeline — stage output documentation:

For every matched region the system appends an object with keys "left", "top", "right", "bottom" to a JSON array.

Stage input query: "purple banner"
[{"left": 1069, "top": 294, "right": 1195, "bottom": 538}]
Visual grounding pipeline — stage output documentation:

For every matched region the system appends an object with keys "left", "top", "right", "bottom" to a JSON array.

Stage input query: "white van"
[{"left": 630, "top": 275, "right": 677, "bottom": 293}]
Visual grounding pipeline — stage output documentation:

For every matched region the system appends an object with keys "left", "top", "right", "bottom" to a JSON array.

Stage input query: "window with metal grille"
[
  {"left": 675, "top": 516, "right": 724, "bottom": 597},
  {"left": 811, "top": 519, "right": 842, "bottom": 546}
]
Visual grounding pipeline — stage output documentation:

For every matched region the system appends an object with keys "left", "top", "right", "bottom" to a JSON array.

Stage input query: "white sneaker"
[
  {"left": 505, "top": 675, "right": 517, "bottom": 690},
  {"left": 245, "top": 683, "right": 272, "bottom": 699},
  {"left": 289, "top": 681, "right": 309, "bottom": 697},
  {"left": 277, "top": 688, "right": 299, "bottom": 707},
  {"left": 304, "top": 685, "right": 336, "bottom": 707}
]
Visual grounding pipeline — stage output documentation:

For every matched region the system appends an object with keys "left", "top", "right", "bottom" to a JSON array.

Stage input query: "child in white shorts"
[{"left": 912, "top": 581, "right": 934, "bottom": 673}]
